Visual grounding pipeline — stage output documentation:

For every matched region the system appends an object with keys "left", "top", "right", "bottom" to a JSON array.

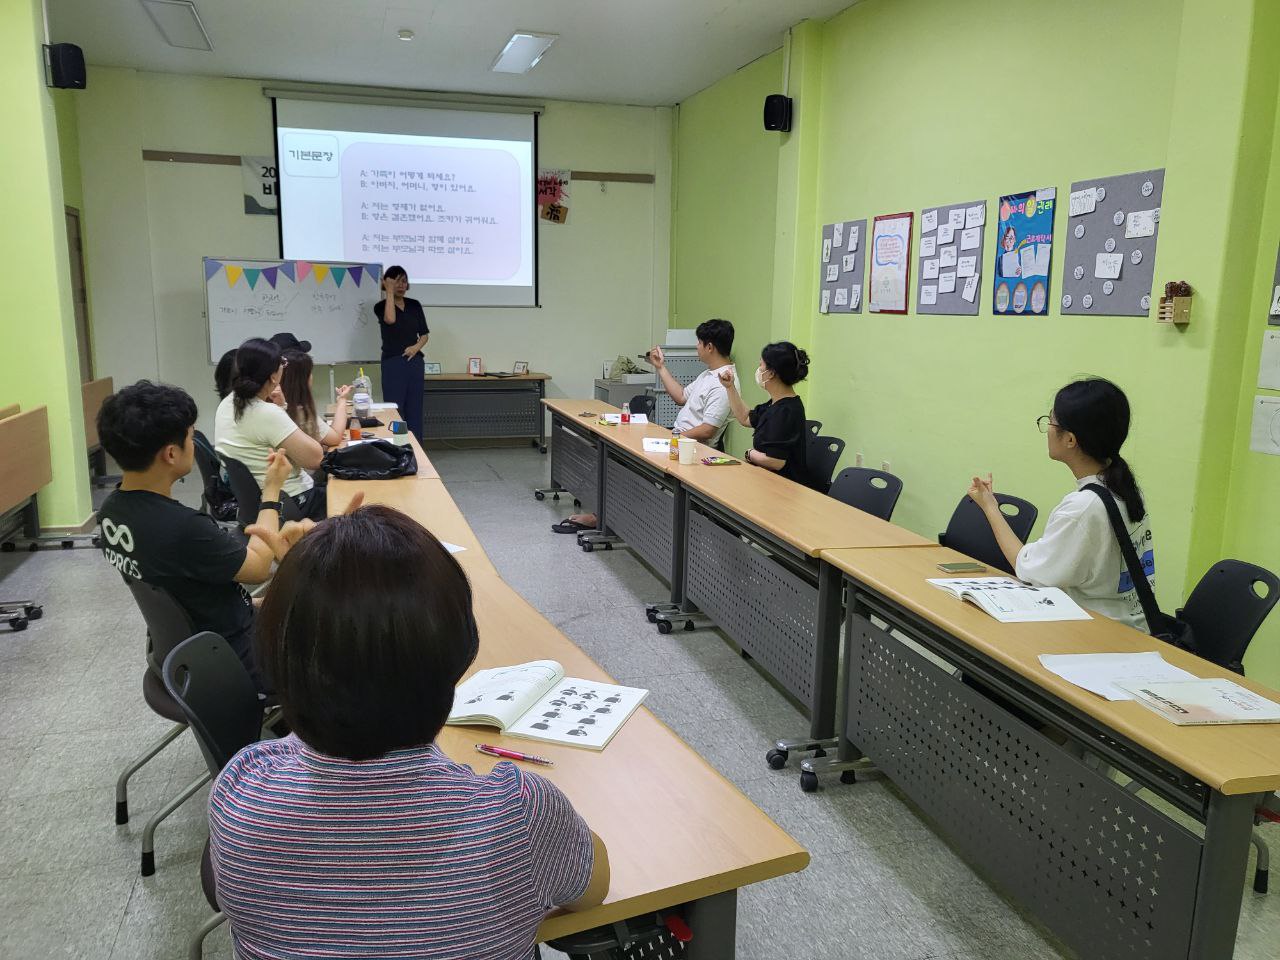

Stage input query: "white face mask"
[{"left": 754, "top": 367, "right": 770, "bottom": 388}]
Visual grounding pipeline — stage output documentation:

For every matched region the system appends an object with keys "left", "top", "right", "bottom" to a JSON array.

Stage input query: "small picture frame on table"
[
  {"left": 423, "top": 361, "right": 442, "bottom": 375},
  {"left": 512, "top": 360, "right": 529, "bottom": 375},
  {"left": 468, "top": 357, "right": 483, "bottom": 375}
]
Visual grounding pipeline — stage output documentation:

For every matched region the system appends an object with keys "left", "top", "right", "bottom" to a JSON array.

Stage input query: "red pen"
[{"left": 476, "top": 744, "right": 554, "bottom": 766}]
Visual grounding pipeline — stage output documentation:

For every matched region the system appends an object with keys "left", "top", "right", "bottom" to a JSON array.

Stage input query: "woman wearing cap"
[{"left": 376, "top": 266, "right": 429, "bottom": 440}]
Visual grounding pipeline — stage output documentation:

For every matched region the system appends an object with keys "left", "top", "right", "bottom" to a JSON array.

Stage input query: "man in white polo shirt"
[{"left": 553, "top": 319, "right": 737, "bottom": 534}]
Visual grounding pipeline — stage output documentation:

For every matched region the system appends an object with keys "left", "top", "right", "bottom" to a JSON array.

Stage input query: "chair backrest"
[
  {"left": 806, "top": 419, "right": 823, "bottom": 437},
  {"left": 939, "top": 494, "right": 1039, "bottom": 575},
  {"left": 806, "top": 435, "right": 846, "bottom": 492},
  {"left": 628, "top": 394, "right": 656, "bottom": 420},
  {"left": 193, "top": 430, "right": 235, "bottom": 517},
  {"left": 162, "top": 631, "right": 265, "bottom": 775},
  {"left": 1177, "top": 560, "right": 1280, "bottom": 673},
  {"left": 219, "top": 454, "right": 262, "bottom": 528},
  {"left": 124, "top": 577, "right": 197, "bottom": 676},
  {"left": 828, "top": 467, "right": 903, "bottom": 522}
]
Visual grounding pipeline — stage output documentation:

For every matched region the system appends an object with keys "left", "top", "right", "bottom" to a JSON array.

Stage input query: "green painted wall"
[
  {"left": 671, "top": 51, "right": 781, "bottom": 452},
  {"left": 672, "top": 0, "right": 1280, "bottom": 685},
  {"left": 53, "top": 90, "right": 82, "bottom": 210},
  {"left": 0, "top": 0, "right": 92, "bottom": 527}
]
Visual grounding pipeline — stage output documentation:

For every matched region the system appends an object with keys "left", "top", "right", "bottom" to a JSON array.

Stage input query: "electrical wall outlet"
[
  {"left": 855, "top": 451, "right": 864, "bottom": 467},
  {"left": 881, "top": 459, "right": 890, "bottom": 472}
]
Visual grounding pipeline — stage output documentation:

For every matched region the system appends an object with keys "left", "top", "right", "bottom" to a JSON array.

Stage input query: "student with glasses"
[
  {"left": 964, "top": 377, "right": 1155, "bottom": 631},
  {"left": 215, "top": 337, "right": 328, "bottom": 520}
]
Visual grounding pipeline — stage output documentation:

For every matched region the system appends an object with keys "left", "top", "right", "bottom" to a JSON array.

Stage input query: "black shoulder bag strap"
[{"left": 1082, "top": 482, "right": 1168, "bottom": 637}]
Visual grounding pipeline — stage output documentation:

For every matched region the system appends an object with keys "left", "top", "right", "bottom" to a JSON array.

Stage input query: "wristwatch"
[{"left": 259, "top": 499, "right": 283, "bottom": 513}]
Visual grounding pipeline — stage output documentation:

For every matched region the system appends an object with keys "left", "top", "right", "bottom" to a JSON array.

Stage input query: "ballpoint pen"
[{"left": 475, "top": 744, "right": 554, "bottom": 766}]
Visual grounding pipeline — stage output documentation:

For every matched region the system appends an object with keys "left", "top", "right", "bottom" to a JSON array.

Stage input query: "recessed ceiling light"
[
  {"left": 397, "top": 28, "right": 415, "bottom": 41},
  {"left": 140, "top": 0, "right": 214, "bottom": 52},
  {"left": 491, "top": 32, "right": 557, "bottom": 74}
]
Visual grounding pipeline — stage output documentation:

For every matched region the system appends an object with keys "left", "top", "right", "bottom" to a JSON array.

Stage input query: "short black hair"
[
  {"left": 695, "top": 318, "right": 734, "bottom": 358},
  {"left": 255, "top": 505, "right": 479, "bottom": 761},
  {"left": 97, "top": 380, "right": 198, "bottom": 472},
  {"left": 384, "top": 265, "right": 408, "bottom": 282},
  {"left": 761, "top": 341, "right": 811, "bottom": 386}
]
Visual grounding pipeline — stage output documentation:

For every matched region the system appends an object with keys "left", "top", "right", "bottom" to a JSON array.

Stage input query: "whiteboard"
[{"left": 204, "top": 258, "right": 383, "bottom": 364}]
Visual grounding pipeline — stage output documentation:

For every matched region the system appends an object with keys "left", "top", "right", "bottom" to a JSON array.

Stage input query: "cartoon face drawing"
[
  {"left": 594, "top": 707, "right": 612, "bottom": 715},
  {"left": 550, "top": 699, "right": 567, "bottom": 707},
  {"left": 542, "top": 710, "right": 561, "bottom": 719},
  {"left": 567, "top": 727, "right": 588, "bottom": 737},
  {"left": 466, "top": 695, "right": 484, "bottom": 704},
  {"left": 580, "top": 691, "right": 599, "bottom": 700},
  {"left": 569, "top": 702, "right": 588, "bottom": 711},
  {"left": 559, "top": 688, "right": 579, "bottom": 697},
  {"left": 579, "top": 717, "right": 596, "bottom": 726},
  {"left": 496, "top": 691, "right": 516, "bottom": 701},
  {"left": 604, "top": 694, "right": 621, "bottom": 704},
  {"left": 531, "top": 722, "right": 550, "bottom": 731}
]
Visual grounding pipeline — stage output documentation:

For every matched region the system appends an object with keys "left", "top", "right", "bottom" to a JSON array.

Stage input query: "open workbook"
[
  {"left": 927, "top": 577, "right": 1091, "bottom": 623},
  {"left": 448, "top": 660, "right": 647, "bottom": 750}
]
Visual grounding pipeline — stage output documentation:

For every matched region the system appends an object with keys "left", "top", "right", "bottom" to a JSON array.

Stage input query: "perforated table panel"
[
  {"left": 422, "top": 382, "right": 543, "bottom": 440},
  {"left": 685, "top": 508, "right": 818, "bottom": 710},
  {"left": 845, "top": 613, "right": 1202, "bottom": 960},
  {"left": 604, "top": 455, "right": 675, "bottom": 580},
  {"left": 550, "top": 419, "right": 598, "bottom": 512}
]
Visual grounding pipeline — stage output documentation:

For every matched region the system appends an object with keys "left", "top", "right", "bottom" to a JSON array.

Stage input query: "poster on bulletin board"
[
  {"left": 993, "top": 188, "right": 1056, "bottom": 315},
  {"left": 868, "top": 212, "right": 913, "bottom": 314}
]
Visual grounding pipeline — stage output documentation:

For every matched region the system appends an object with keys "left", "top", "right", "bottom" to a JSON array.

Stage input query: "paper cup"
[{"left": 678, "top": 437, "right": 697, "bottom": 465}]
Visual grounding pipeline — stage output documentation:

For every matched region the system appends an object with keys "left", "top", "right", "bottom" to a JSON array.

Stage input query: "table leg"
[
  {"left": 537, "top": 381, "right": 547, "bottom": 453},
  {"left": 683, "top": 889, "right": 737, "bottom": 960},
  {"left": 1188, "top": 791, "right": 1260, "bottom": 959},
  {"left": 22, "top": 496, "right": 40, "bottom": 539},
  {"left": 809, "top": 561, "right": 841, "bottom": 742}
]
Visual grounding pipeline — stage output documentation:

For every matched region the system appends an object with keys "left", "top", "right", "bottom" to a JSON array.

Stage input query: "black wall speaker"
[
  {"left": 763, "top": 94, "right": 792, "bottom": 132},
  {"left": 45, "top": 43, "right": 87, "bottom": 90}
]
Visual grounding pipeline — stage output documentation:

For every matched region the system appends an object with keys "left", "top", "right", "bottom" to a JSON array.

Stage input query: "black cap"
[{"left": 270, "top": 332, "right": 311, "bottom": 353}]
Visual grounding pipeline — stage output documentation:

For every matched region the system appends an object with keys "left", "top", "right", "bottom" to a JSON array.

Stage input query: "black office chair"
[
  {"left": 628, "top": 394, "right": 656, "bottom": 420},
  {"left": 938, "top": 494, "right": 1038, "bottom": 575},
  {"left": 219, "top": 454, "right": 262, "bottom": 530},
  {"left": 163, "top": 631, "right": 273, "bottom": 959},
  {"left": 193, "top": 430, "right": 236, "bottom": 521},
  {"left": 827, "top": 467, "right": 903, "bottom": 521},
  {"left": 120, "top": 579, "right": 214, "bottom": 877},
  {"left": 806, "top": 419, "right": 823, "bottom": 437},
  {"left": 806, "top": 435, "right": 846, "bottom": 493}
]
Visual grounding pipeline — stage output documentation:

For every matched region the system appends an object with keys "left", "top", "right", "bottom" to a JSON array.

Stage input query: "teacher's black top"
[
  {"left": 748, "top": 396, "right": 818, "bottom": 490},
  {"left": 375, "top": 297, "right": 429, "bottom": 360}
]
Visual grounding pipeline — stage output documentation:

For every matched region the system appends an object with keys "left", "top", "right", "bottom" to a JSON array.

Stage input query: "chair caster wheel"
[
  {"left": 603, "top": 542, "right": 613, "bottom": 551},
  {"left": 573, "top": 499, "right": 581, "bottom": 508},
  {"left": 552, "top": 493, "right": 560, "bottom": 501},
  {"left": 9, "top": 617, "right": 28, "bottom": 631},
  {"left": 0, "top": 542, "right": 13, "bottom": 553},
  {"left": 646, "top": 609, "right": 657, "bottom": 623},
  {"left": 800, "top": 771, "right": 819, "bottom": 793},
  {"left": 812, "top": 747, "right": 827, "bottom": 759},
  {"left": 534, "top": 491, "right": 545, "bottom": 501},
  {"left": 657, "top": 620, "right": 673, "bottom": 635},
  {"left": 683, "top": 620, "right": 694, "bottom": 631},
  {"left": 766, "top": 748, "right": 788, "bottom": 770},
  {"left": 26, "top": 605, "right": 42, "bottom": 620},
  {"left": 840, "top": 770, "right": 858, "bottom": 785},
  {"left": 28, "top": 543, "right": 38, "bottom": 552},
  {"left": 61, "top": 539, "right": 74, "bottom": 549},
  {"left": 582, "top": 543, "right": 594, "bottom": 553}
]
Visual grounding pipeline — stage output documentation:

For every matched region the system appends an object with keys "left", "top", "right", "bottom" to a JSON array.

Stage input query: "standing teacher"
[{"left": 376, "top": 265, "right": 429, "bottom": 440}]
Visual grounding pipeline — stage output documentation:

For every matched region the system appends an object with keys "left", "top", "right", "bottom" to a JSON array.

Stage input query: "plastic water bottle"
[{"left": 621, "top": 401, "right": 630, "bottom": 424}]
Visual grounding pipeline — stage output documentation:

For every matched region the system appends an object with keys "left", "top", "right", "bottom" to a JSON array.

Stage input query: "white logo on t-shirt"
[{"left": 101, "top": 517, "right": 135, "bottom": 551}]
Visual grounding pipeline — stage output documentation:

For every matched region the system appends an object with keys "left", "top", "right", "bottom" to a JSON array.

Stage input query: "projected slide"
[{"left": 278, "top": 127, "right": 534, "bottom": 294}]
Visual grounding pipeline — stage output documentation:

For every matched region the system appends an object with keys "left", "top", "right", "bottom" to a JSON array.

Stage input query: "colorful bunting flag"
[
  {"left": 204, "top": 260, "right": 222, "bottom": 282},
  {"left": 262, "top": 266, "right": 279, "bottom": 288},
  {"left": 348, "top": 265, "right": 364, "bottom": 287},
  {"left": 226, "top": 265, "right": 244, "bottom": 288},
  {"left": 331, "top": 267, "right": 347, "bottom": 288},
  {"left": 244, "top": 268, "right": 262, "bottom": 289},
  {"left": 313, "top": 265, "right": 330, "bottom": 284},
  {"left": 279, "top": 262, "right": 295, "bottom": 283},
  {"left": 297, "top": 261, "right": 312, "bottom": 282}
]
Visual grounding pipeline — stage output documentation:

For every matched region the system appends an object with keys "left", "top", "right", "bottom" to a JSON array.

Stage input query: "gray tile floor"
[{"left": 1, "top": 444, "right": 1278, "bottom": 959}]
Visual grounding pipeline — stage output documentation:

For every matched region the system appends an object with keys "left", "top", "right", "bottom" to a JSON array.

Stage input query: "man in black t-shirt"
[{"left": 97, "top": 381, "right": 317, "bottom": 690}]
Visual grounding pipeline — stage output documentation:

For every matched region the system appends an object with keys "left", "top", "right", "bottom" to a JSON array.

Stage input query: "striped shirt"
[{"left": 209, "top": 735, "right": 594, "bottom": 959}]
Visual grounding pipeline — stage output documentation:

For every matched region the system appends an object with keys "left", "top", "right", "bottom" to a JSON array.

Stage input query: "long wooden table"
[
  {"left": 327, "top": 413, "right": 808, "bottom": 953},
  {"left": 0, "top": 406, "right": 52, "bottom": 542},
  {"left": 821, "top": 543, "right": 1280, "bottom": 960}
]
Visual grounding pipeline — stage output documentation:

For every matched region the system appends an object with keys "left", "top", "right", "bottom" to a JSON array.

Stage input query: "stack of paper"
[{"left": 1037, "top": 651, "right": 1197, "bottom": 701}]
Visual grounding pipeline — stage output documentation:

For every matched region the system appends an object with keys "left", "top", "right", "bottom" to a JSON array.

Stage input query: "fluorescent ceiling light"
[
  {"left": 140, "top": 0, "right": 214, "bottom": 52},
  {"left": 491, "top": 32, "right": 557, "bottom": 74}
]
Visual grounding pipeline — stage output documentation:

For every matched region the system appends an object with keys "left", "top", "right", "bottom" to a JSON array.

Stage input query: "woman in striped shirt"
[{"left": 209, "top": 505, "right": 610, "bottom": 959}]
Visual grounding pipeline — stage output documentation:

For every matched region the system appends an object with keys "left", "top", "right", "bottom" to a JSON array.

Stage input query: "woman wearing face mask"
[
  {"left": 214, "top": 337, "right": 327, "bottom": 520},
  {"left": 964, "top": 377, "right": 1154, "bottom": 631},
  {"left": 719, "top": 342, "right": 819, "bottom": 489},
  {"left": 376, "top": 265, "right": 429, "bottom": 441}
]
